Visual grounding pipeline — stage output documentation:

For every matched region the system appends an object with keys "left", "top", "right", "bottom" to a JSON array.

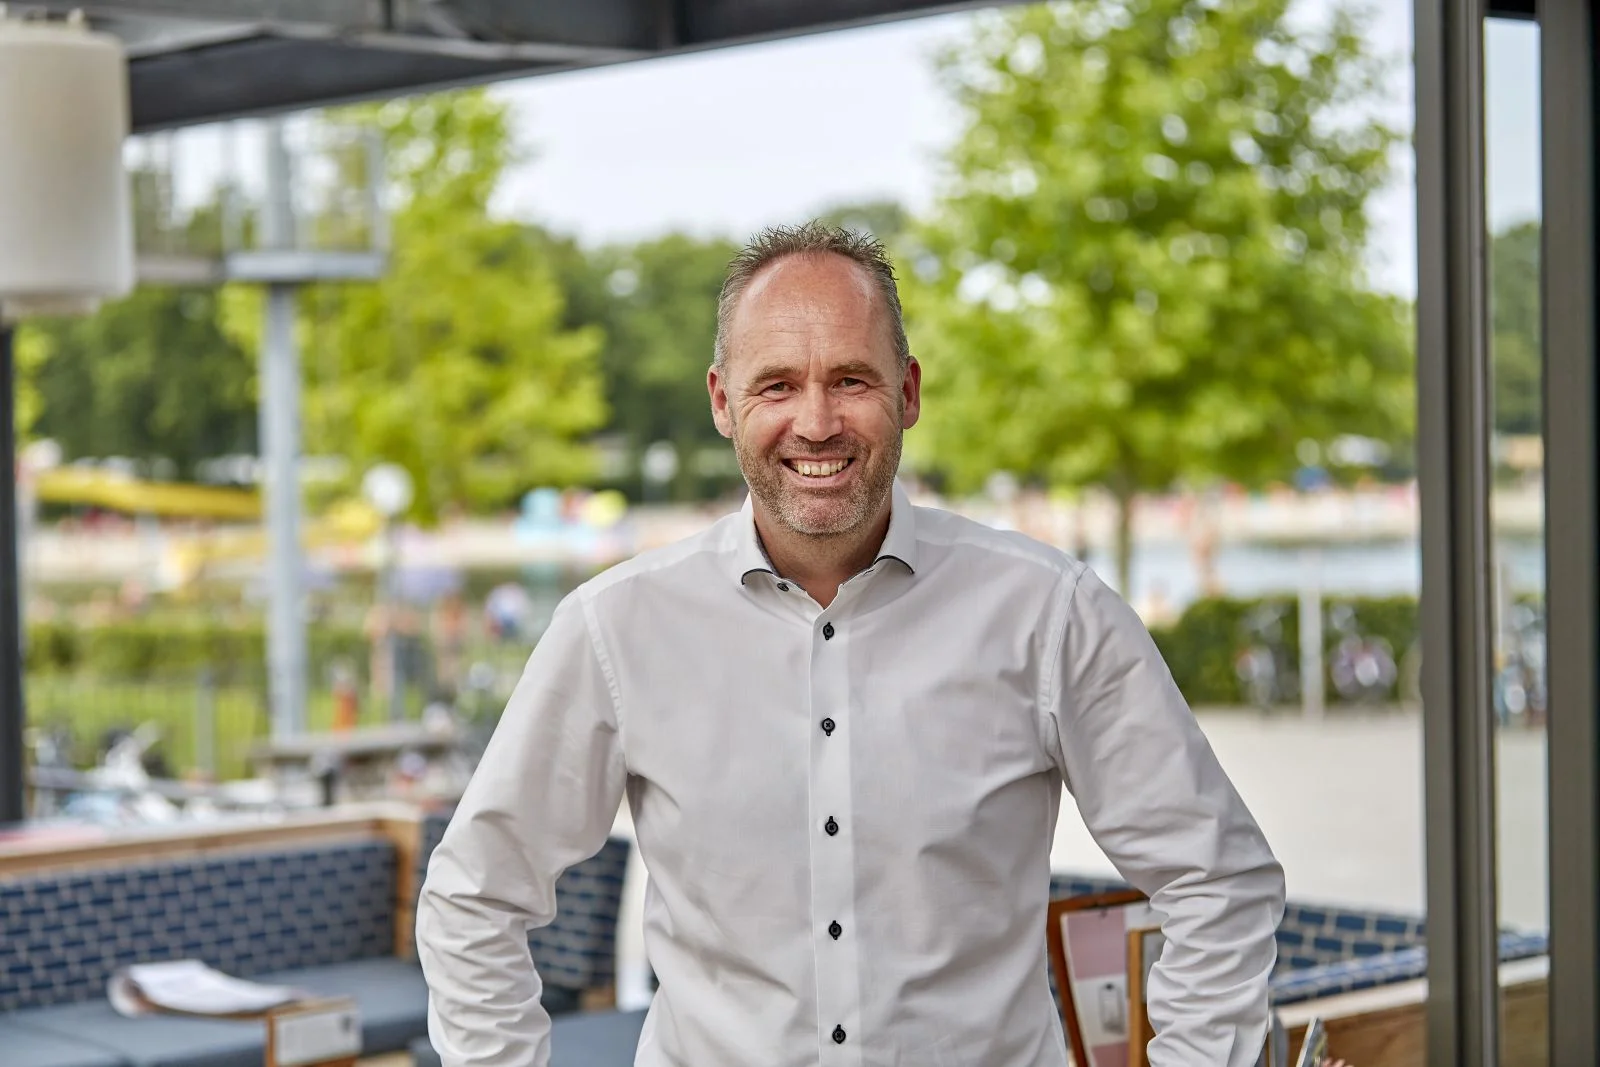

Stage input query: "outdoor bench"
[
  {"left": 1046, "top": 873, "right": 1548, "bottom": 1008},
  {"left": 0, "top": 804, "right": 629, "bottom": 1067}
]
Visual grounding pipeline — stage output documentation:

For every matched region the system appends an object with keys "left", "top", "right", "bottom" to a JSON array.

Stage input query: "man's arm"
[
  {"left": 417, "top": 591, "right": 628, "bottom": 1067},
  {"left": 1040, "top": 568, "right": 1285, "bottom": 1067}
]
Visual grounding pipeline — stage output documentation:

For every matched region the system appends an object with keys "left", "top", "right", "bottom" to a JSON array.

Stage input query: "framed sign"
[
  {"left": 1125, "top": 924, "right": 1165, "bottom": 1067},
  {"left": 1046, "top": 889, "right": 1154, "bottom": 1067}
]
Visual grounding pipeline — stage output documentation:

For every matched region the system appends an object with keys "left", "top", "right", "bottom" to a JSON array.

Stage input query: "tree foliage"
[
  {"left": 815, "top": 199, "right": 914, "bottom": 250},
  {"left": 1490, "top": 221, "right": 1540, "bottom": 437},
  {"left": 23, "top": 286, "right": 257, "bottom": 476},
  {"left": 292, "top": 90, "right": 607, "bottom": 521},
  {"left": 902, "top": 0, "right": 1414, "bottom": 589},
  {"left": 529, "top": 227, "right": 743, "bottom": 500}
]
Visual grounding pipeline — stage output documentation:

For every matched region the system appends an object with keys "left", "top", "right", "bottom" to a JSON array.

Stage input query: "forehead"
[{"left": 725, "top": 253, "right": 895, "bottom": 372}]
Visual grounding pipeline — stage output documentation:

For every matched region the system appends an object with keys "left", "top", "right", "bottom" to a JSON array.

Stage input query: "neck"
[{"left": 753, "top": 501, "right": 891, "bottom": 609}]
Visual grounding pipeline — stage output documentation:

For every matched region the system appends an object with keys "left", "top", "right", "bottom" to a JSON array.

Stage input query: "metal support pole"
[
  {"left": 261, "top": 282, "right": 306, "bottom": 739},
  {"left": 386, "top": 518, "right": 404, "bottom": 723},
  {"left": 1542, "top": 0, "right": 1600, "bottom": 1055},
  {"left": 0, "top": 323, "right": 24, "bottom": 825},
  {"left": 1299, "top": 547, "right": 1324, "bottom": 720},
  {"left": 1415, "top": 0, "right": 1500, "bottom": 1061},
  {"left": 260, "top": 119, "right": 307, "bottom": 740}
]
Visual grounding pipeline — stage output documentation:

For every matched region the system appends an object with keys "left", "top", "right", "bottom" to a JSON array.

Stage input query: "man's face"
[{"left": 709, "top": 253, "right": 921, "bottom": 539}]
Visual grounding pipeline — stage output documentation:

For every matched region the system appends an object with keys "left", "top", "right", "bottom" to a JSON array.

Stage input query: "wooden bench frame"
[{"left": 0, "top": 801, "right": 431, "bottom": 959}]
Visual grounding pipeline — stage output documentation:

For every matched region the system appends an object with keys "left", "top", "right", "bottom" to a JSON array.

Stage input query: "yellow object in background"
[{"left": 33, "top": 468, "right": 261, "bottom": 520}]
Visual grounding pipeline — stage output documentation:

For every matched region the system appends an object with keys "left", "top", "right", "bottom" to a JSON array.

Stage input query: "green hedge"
[
  {"left": 25, "top": 619, "right": 368, "bottom": 683},
  {"left": 30, "top": 596, "right": 1426, "bottom": 705},
  {"left": 1149, "top": 595, "right": 1420, "bottom": 706}
]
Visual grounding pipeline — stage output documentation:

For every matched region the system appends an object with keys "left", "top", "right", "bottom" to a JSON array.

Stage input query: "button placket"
[{"left": 810, "top": 604, "right": 861, "bottom": 1064}]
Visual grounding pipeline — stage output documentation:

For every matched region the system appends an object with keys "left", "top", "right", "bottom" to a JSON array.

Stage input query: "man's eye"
[
  {"left": 763, "top": 382, "right": 793, "bottom": 394},
  {"left": 839, "top": 378, "right": 865, "bottom": 388}
]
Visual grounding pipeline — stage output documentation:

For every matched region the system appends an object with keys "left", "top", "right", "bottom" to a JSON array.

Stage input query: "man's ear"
[
  {"left": 901, "top": 356, "right": 922, "bottom": 431},
  {"left": 708, "top": 363, "right": 734, "bottom": 439}
]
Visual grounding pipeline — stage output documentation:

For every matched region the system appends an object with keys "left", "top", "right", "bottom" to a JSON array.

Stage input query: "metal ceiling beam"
[
  {"left": 398, "top": 0, "right": 666, "bottom": 51},
  {"left": 22, "top": 0, "right": 386, "bottom": 30},
  {"left": 111, "top": 19, "right": 267, "bottom": 60},
  {"left": 678, "top": 0, "right": 1019, "bottom": 45},
  {"left": 67, "top": 0, "right": 1019, "bottom": 132},
  {"left": 407, "top": 0, "right": 1022, "bottom": 54},
  {"left": 128, "top": 34, "right": 556, "bottom": 130}
]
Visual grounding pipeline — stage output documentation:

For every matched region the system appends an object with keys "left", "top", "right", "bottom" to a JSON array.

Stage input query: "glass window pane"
[{"left": 1486, "top": 14, "right": 1548, "bottom": 1063}]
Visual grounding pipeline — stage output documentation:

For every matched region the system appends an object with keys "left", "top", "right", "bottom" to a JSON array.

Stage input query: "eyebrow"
[{"left": 746, "top": 359, "right": 885, "bottom": 385}]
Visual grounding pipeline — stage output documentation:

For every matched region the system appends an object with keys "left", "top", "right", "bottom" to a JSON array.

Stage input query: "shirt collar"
[{"left": 734, "top": 480, "right": 919, "bottom": 586}]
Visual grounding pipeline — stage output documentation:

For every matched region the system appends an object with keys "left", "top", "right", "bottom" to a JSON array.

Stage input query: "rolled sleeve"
[
  {"left": 1041, "top": 568, "right": 1285, "bottom": 1067},
  {"left": 416, "top": 591, "right": 628, "bottom": 1067}
]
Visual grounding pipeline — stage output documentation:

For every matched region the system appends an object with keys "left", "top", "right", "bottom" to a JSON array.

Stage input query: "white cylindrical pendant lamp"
[{"left": 0, "top": 16, "right": 133, "bottom": 320}]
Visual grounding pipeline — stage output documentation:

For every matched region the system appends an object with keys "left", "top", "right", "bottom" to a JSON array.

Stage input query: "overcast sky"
[{"left": 488, "top": 5, "right": 1543, "bottom": 300}]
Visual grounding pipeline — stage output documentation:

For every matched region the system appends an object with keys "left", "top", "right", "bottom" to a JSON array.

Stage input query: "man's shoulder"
[
  {"left": 912, "top": 502, "right": 1088, "bottom": 585},
  {"left": 571, "top": 509, "right": 743, "bottom": 604}
]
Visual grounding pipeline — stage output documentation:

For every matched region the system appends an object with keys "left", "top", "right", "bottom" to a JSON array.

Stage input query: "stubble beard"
[{"left": 733, "top": 423, "right": 902, "bottom": 540}]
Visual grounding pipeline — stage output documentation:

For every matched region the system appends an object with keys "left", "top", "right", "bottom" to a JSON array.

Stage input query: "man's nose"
[{"left": 792, "top": 384, "right": 843, "bottom": 442}]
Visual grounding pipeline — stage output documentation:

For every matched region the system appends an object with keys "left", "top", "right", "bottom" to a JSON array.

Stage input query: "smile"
[{"left": 783, "top": 458, "right": 853, "bottom": 479}]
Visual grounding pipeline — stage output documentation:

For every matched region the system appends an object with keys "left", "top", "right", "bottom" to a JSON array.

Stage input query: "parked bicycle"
[
  {"left": 1326, "top": 603, "right": 1398, "bottom": 704},
  {"left": 1235, "top": 601, "right": 1298, "bottom": 710},
  {"left": 1494, "top": 602, "right": 1547, "bottom": 726}
]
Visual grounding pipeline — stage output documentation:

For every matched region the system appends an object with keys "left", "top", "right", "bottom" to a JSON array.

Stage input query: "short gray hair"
[{"left": 713, "top": 220, "right": 911, "bottom": 373}]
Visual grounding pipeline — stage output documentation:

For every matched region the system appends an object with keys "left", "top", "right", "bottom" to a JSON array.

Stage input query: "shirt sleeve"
[
  {"left": 1040, "top": 567, "right": 1285, "bottom": 1067},
  {"left": 416, "top": 590, "right": 628, "bottom": 1067}
]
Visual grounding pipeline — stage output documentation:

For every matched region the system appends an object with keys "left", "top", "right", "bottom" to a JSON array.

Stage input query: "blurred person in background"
[{"left": 418, "top": 222, "right": 1284, "bottom": 1066}]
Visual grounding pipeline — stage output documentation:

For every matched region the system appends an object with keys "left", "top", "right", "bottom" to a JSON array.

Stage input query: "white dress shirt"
[{"left": 417, "top": 482, "right": 1285, "bottom": 1067}]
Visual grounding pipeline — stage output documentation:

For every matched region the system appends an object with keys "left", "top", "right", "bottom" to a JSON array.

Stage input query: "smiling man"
[{"left": 417, "top": 222, "right": 1285, "bottom": 1067}]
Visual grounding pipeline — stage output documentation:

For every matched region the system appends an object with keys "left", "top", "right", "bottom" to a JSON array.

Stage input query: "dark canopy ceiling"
[
  {"left": 15, "top": 0, "right": 1539, "bottom": 131},
  {"left": 16, "top": 0, "right": 1009, "bottom": 132}
]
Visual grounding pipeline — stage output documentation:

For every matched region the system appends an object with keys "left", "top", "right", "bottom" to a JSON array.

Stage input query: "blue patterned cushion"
[
  {"left": 1043, "top": 873, "right": 1549, "bottom": 1013},
  {"left": 418, "top": 809, "right": 630, "bottom": 994},
  {"left": 415, "top": 809, "right": 452, "bottom": 908},
  {"left": 1266, "top": 930, "right": 1548, "bottom": 1006},
  {"left": 1047, "top": 872, "right": 1130, "bottom": 900},
  {"left": 1269, "top": 946, "right": 1429, "bottom": 1005},
  {"left": 529, "top": 837, "right": 630, "bottom": 991},
  {"left": 0, "top": 841, "right": 395, "bottom": 1012},
  {"left": 1274, "top": 901, "right": 1427, "bottom": 972}
]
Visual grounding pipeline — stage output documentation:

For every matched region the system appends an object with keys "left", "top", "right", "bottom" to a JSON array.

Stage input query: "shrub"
[{"left": 1149, "top": 594, "right": 1421, "bottom": 707}]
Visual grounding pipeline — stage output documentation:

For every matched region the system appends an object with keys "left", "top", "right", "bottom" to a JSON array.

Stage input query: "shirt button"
[
  {"left": 821, "top": 717, "right": 836, "bottom": 735},
  {"left": 829, "top": 921, "right": 842, "bottom": 939},
  {"left": 823, "top": 622, "right": 835, "bottom": 640},
  {"left": 776, "top": 582, "right": 789, "bottom": 591},
  {"left": 825, "top": 816, "right": 839, "bottom": 836},
  {"left": 832, "top": 1025, "right": 847, "bottom": 1044}
]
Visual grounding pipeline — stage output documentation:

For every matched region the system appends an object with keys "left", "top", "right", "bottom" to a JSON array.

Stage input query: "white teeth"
[{"left": 793, "top": 460, "right": 848, "bottom": 477}]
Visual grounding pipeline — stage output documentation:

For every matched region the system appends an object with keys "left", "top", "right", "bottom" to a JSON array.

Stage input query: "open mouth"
[{"left": 783, "top": 458, "right": 854, "bottom": 479}]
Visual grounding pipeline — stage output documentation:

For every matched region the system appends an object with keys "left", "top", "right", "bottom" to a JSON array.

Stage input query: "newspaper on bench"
[{"left": 108, "top": 959, "right": 308, "bottom": 1018}]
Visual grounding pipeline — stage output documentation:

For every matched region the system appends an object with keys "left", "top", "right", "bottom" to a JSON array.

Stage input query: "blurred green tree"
[
  {"left": 814, "top": 200, "right": 914, "bottom": 249},
  {"left": 1489, "top": 220, "right": 1540, "bottom": 437},
  {"left": 288, "top": 90, "right": 607, "bottom": 521},
  {"left": 538, "top": 231, "right": 742, "bottom": 501},
  {"left": 903, "top": 0, "right": 1414, "bottom": 592},
  {"left": 23, "top": 286, "right": 258, "bottom": 477}
]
